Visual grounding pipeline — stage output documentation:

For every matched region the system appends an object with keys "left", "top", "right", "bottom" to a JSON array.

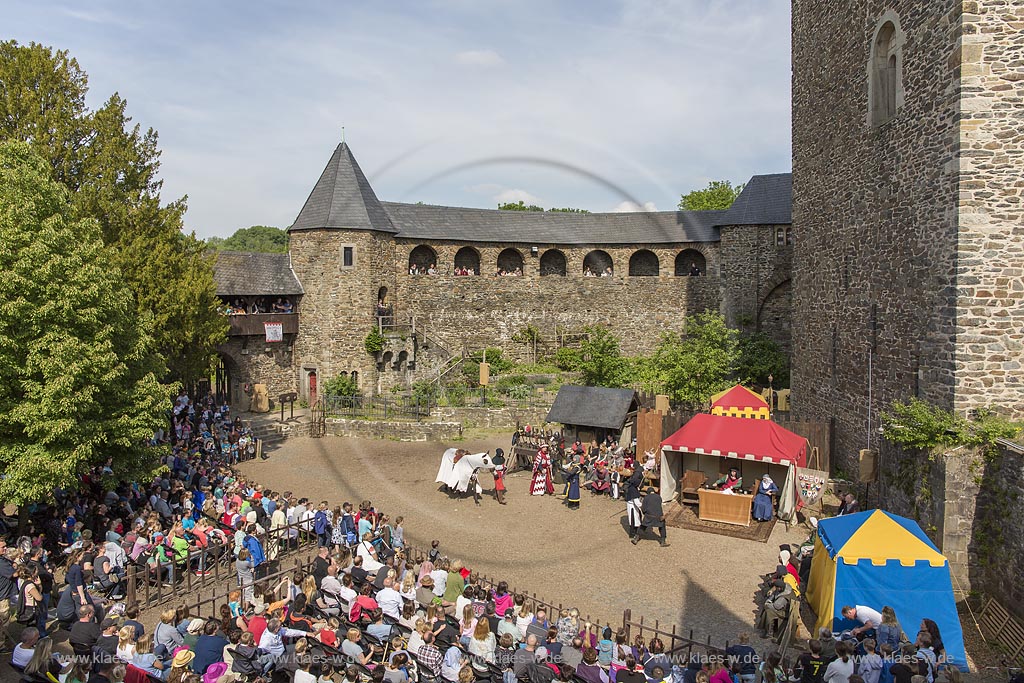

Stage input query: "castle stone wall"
[
  {"left": 719, "top": 224, "right": 794, "bottom": 353},
  {"left": 288, "top": 229, "right": 397, "bottom": 398},
  {"left": 790, "top": 0, "right": 964, "bottom": 470},
  {"left": 954, "top": 4, "right": 1024, "bottom": 414},
  {"left": 394, "top": 267, "right": 724, "bottom": 357}
]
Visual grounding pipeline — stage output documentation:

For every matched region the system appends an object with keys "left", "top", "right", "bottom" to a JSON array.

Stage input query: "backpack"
[{"left": 15, "top": 582, "right": 35, "bottom": 625}]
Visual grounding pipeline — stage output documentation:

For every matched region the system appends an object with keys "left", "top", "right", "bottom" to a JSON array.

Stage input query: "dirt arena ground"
[{"left": 238, "top": 432, "right": 809, "bottom": 645}]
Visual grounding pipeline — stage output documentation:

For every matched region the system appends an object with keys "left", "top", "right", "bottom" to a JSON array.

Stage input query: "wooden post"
[{"left": 126, "top": 566, "right": 137, "bottom": 610}]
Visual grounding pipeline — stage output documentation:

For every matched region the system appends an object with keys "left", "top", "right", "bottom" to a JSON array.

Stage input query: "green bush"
[
  {"left": 411, "top": 380, "right": 438, "bottom": 405},
  {"left": 553, "top": 347, "right": 580, "bottom": 371},
  {"left": 323, "top": 374, "right": 361, "bottom": 398},
  {"left": 496, "top": 374, "right": 528, "bottom": 388},
  {"left": 364, "top": 330, "right": 386, "bottom": 355},
  {"left": 467, "top": 348, "right": 513, "bottom": 373}
]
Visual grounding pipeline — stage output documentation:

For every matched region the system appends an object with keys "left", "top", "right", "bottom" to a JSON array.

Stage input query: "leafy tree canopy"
[
  {"left": 578, "top": 325, "right": 626, "bottom": 388},
  {"left": 678, "top": 180, "right": 745, "bottom": 211},
  {"left": 736, "top": 333, "right": 789, "bottom": 389},
  {"left": 647, "top": 311, "right": 739, "bottom": 409},
  {"left": 207, "top": 225, "right": 287, "bottom": 253},
  {"left": 0, "top": 142, "right": 170, "bottom": 504},
  {"left": 0, "top": 40, "right": 226, "bottom": 383}
]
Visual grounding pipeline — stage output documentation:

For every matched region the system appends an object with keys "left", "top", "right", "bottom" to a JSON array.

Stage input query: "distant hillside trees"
[{"left": 206, "top": 225, "right": 288, "bottom": 253}]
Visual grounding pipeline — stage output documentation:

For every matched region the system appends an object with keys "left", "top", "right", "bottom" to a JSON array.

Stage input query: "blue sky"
[{"left": 7, "top": 1, "right": 791, "bottom": 238}]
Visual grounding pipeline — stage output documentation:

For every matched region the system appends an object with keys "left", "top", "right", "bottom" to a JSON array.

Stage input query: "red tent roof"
[
  {"left": 661, "top": 413, "right": 807, "bottom": 467},
  {"left": 710, "top": 385, "right": 768, "bottom": 410}
]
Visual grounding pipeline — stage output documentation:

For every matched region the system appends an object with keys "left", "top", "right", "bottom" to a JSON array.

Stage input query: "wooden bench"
[{"left": 979, "top": 597, "right": 1024, "bottom": 666}]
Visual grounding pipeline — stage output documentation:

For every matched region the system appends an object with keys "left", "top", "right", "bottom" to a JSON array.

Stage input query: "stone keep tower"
[
  {"left": 287, "top": 142, "right": 397, "bottom": 400},
  {"left": 791, "top": 0, "right": 1024, "bottom": 468}
]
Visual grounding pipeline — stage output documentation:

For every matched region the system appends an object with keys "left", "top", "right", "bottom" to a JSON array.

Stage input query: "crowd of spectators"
[
  {"left": 1, "top": 393, "right": 970, "bottom": 683},
  {"left": 222, "top": 298, "right": 295, "bottom": 316},
  {"left": 409, "top": 265, "right": 439, "bottom": 276}
]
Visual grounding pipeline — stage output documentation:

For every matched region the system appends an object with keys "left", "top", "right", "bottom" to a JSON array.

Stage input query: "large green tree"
[
  {"left": 207, "top": 225, "right": 287, "bottom": 253},
  {"left": 648, "top": 311, "right": 739, "bottom": 408},
  {"left": 736, "top": 332, "right": 789, "bottom": 389},
  {"left": 678, "top": 180, "right": 745, "bottom": 211},
  {"left": 0, "top": 143, "right": 169, "bottom": 504},
  {"left": 0, "top": 41, "right": 226, "bottom": 382},
  {"left": 578, "top": 325, "right": 626, "bottom": 388}
]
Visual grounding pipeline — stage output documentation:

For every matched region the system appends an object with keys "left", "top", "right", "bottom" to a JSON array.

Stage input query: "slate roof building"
[
  {"left": 546, "top": 386, "right": 641, "bottom": 444},
  {"left": 211, "top": 141, "right": 793, "bottom": 406}
]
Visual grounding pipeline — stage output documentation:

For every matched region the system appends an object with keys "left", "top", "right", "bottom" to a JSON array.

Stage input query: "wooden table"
[{"left": 697, "top": 489, "right": 753, "bottom": 526}]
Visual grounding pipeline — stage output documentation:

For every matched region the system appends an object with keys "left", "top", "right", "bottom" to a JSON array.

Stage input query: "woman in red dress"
[{"left": 529, "top": 445, "right": 554, "bottom": 496}]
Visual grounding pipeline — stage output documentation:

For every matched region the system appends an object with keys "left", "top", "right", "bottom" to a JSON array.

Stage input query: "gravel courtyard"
[{"left": 237, "top": 433, "right": 809, "bottom": 646}]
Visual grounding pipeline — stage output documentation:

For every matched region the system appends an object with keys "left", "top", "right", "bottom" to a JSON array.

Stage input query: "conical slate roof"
[{"left": 288, "top": 142, "right": 396, "bottom": 233}]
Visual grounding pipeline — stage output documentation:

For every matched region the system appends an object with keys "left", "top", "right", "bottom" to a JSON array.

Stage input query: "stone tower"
[
  {"left": 790, "top": 1, "right": 1024, "bottom": 468},
  {"left": 287, "top": 142, "right": 398, "bottom": 400}
]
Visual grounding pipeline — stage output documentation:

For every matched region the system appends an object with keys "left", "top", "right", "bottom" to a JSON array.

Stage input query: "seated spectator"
[
  {"left": 562, "top": 636, "right": 584, "bottom": 668},
  {"left": 341, "top": 627, "right": 375, "bottom": 666},
  {"left": 69, "top": 605, "right": 101, "bottom": 659},
  {"left": 11, "top": 627, "right": 39, "bottom": 670},
  {"left": 193, "top": 619, "right": 229, "bottom": 675},
  {"left": 417, "top": 631, "right": 444, "bottom": 680},
  {"left": 442, "top": 643, "right": 468, "bottom": 683},
  {"left": 512, "top": 635, "right": 540, "bottom": 679},
  {"left": 367, "top": 609, "right": 393, "bottom": 642},
  {"left": 577, "top": 647, "right": 610, "bottom": 683},
  {"left": 617, "top": 655, "right": 646, "bottom": 683},
  {"left": 642, "top": 639, "right": 671, "bottom": 680},
  {"left": 93, "top": 618, "right": 120, "bottom": 661},
  {"left": 22, "top": 636, "right": 62, "bottom": 682}
]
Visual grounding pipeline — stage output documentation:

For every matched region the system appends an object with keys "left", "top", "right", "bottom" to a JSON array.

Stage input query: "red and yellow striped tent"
[{"left": 710, "top": 385, "right": 770, "bottom": 419}]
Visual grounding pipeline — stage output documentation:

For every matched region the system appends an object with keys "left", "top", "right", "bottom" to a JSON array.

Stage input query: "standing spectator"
[{"left": 824, "top": 642, "right": 855, "bottom": 683}]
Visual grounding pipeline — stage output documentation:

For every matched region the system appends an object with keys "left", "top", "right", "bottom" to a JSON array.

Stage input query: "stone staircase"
[{"left": 245, "top": 413, "right": 311, "bottom": 449}]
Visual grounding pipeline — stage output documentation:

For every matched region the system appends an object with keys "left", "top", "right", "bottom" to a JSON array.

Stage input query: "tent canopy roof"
[
  {"left": 546, "top": 386, "right": 639, "bottom": 430},
  {"left": 710, "top": 385, "right": 769, "bottom": 410},
  {"left": 660, "top": 413, "right": 807, "bottom": 467},
  {"left": 817, "top": 510, "right": 946, "bottom": 567}
]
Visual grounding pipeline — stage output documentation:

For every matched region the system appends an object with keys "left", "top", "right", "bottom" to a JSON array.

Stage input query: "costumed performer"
[
  {"left": 752, "top": 474, "right": 779, "bottom": 521},
  {"left": 529, "top": 444, "right": 555, "bottom": 496},
  {"left": 559, "top": 455, "right": 582, "bottom": 510},
  {"left": 713, "top": 467, "right": 743, "bottom": 492}
]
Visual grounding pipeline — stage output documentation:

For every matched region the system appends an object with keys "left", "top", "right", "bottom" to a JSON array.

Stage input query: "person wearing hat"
[
  {"left": 183, "top": 617, "right": 205, "bottom": 648},
  {"left": 170, "top": 649, "right": 196, "bottom": 676},
  {"left": 529, "top": 444, "right": 554, "bottom": 496},
  {"left": 492, "top": 451, "right": 507, "bottom": 505},
  {"left": 558, "top": 455, "right": 582, "bottom": 510},
  {"left": 631, "top": 486, "right": 669, "bottom": 547}
]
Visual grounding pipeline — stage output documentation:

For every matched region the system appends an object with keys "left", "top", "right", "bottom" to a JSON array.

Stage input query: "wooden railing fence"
[
  {"left": 403, "top": 542, "right": 728, "bottom": 656},
  {"left": 124, "top": 517, "right": 319, "bottom": 610}
]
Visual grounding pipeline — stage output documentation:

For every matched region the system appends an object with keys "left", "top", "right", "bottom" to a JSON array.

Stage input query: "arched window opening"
[
  {"left": 395, "top": 350, "right": 409, "bottom": 371},
  {"left": 454, "top": 247, "right": 480, "bottom": 275},
  {"left": 870, "top": 17, "right": 903, "bottom": 126},
  {"left": 408, "top": 245, "right": 437, "bottom": 275},
  {"left": 496, "top": 248, "right": 524, "bottom": 276},
  {"left": 675, "top": 249, "right": 706, "bottom": 276},
  {"left": 350, "top": 371, "right": 359, "bottom": 386},
  {"left": 583, "top": 250, "right": 613, "bottom": 277},
  {"left": 539, "top": 250, "right": 567, "bottom": 276},
  {"left": 628, "top": 250, "right": 660, "bottom": 276}
]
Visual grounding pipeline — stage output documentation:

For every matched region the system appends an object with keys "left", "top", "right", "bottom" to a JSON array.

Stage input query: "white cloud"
[
  {"left": 494, "top": 188, "right": 542, "bottom": 205},
  {"left": 610, "top": 200, "right": 658, "bottom": 213},
  {"left": 454, "top": 49, "right": 505, "bottom": 67}
]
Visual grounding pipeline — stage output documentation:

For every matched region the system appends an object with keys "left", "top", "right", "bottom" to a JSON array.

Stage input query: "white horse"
[{"left": 436, "top": 448, "right": 496, "bottom": 493}]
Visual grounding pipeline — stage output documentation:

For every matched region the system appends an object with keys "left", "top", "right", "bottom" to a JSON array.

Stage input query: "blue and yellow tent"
[{"left": 806, "top": 510, "right": 967, "bottom": 670}]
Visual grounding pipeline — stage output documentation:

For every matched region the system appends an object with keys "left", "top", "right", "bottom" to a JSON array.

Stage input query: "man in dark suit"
[{"left": 632, "top": 486, "right": 669, "bottom": 547}]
